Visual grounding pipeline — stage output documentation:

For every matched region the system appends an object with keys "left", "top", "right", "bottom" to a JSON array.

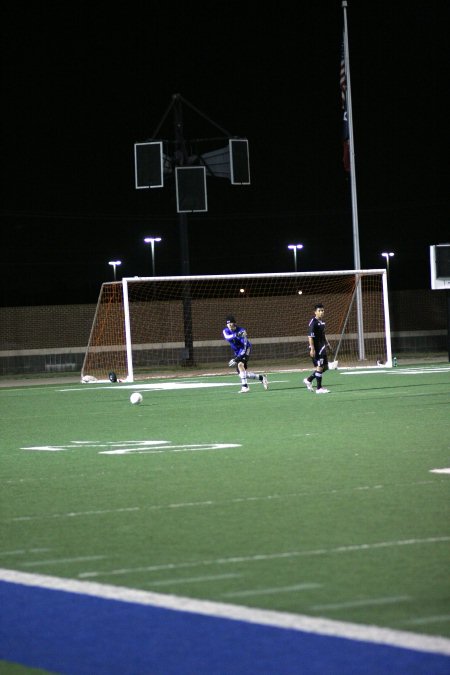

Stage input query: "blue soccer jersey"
[{"left": 223, "top": 325, "right": 252, "bottom": 358}]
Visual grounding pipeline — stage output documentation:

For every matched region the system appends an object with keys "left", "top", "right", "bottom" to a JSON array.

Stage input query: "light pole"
[
  {"left": 381, "top": 251, "right": 394, "bottom": 275},
  {"left": 108, "top": 260, "right": 121, "bottom": 281},
  {"left": 144, "top": 237, "right": 162, "bottom": 276},
  {"left": 288, "top": 244, "right": 303, "bottom": 272}
]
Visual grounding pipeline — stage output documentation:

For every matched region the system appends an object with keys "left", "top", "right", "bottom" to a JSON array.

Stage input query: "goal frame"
[{"left": 81, "top": 269, "right": 392, "bottom": 382}]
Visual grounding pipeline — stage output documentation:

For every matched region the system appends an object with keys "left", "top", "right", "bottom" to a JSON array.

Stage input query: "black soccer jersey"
[{"left": 308, "top": 317, "right": 327, "bottom": 354}]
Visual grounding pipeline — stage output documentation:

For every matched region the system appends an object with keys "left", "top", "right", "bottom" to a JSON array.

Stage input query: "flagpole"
[{"left": 342, "top": 0, "right": 365, "bottom": 360}]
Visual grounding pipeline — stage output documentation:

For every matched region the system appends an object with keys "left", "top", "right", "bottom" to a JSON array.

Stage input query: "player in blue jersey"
[
  {"left": 303, "top": 303, "right": 331, "bottom": 394},
  {"left": 223, "top": 315, "right": 268, "bottom": 393}
]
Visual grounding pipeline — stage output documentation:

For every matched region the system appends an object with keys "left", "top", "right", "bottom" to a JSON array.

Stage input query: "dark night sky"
[{"left": 1, "top": 1, "right": 449, "bottom": 306}]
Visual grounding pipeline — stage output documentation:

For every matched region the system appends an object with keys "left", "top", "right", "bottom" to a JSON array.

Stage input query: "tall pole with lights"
[
  {"left": 342, "top": 0, "right": 364, "bottom": 360},
  {"left": 144, "top": 237, "right": 161, "bottom": 276},
  {"left": 108, "top": 260, "right": 121, "bottom": 281},
  {"left": 288, "top": 244, "right": 303, "bottom": 272},
  {"left": 134, "top": 94, "right": 250, "bottom": 367},
  {"left": 381, "top": 251, "right": 394, "bottom": 276}
]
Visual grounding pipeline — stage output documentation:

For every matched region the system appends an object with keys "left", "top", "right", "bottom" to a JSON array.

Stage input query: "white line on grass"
[
  {"left": 61, "top": 380, "right": 288, "bottom": 393},
  {"left": 1, "top": 568, "right": 449, "bottom": 656},
  {"left": 146, "top": 573, "right": 241, "bottom": 587},
  {"left": 341, "top": 367, "right": 450, "bottom": 375},
  {"left": 0, "top": 548, "right": 52, "bottom": 556},
  {"left": 8, "top": 507, "right": 140, "bottom": 521},
  {"left": 311, "top": 596, "right": 411, "bottom": 610},
  {"left": 3, "top": 481, "right": 440, "bottom": 522},
  {"left": 222, "top": 583, "right": 321, "bottom": 598},
  {"left": 402, "top": 615, "right": 450, "bottom": 626},
  {"left": 76, "top": 536, "right": 450, "bottom": 579},
  {"left": 20, "top": 555, "right": 106, "bottom": 566}
]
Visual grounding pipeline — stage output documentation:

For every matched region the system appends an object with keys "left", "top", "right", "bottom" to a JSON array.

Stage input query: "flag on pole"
[{"left": 340, "top": 40, "right": 350, "bottom": 172}]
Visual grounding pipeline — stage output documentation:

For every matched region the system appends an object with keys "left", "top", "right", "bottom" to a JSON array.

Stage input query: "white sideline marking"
[
  {"left": 62, "top": 380, "right": 288, "bottom": 393},
  {"left": 66, "top": 382, "right": 237, "bottom": 391},
  {"left": 76, "top": 537, "right": 450, "bottom": 579},
  {"left": 342, "top": 367, "right": 450, "bottom": 375},
  {"left": 1, "top": 568, "right": 449, "bottom": 656},
  {"left": 430, "top": 468, "right": 450, "bottom": 475}
]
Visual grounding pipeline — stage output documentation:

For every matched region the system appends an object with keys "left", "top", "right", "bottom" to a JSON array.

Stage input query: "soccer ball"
[{"left": 130, "top": 392, "right": 143, "bottom": 405}]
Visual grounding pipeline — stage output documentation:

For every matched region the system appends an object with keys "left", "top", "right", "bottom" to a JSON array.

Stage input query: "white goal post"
[{"left": 81, "top": 270, "right": 392, "bottom": 382}]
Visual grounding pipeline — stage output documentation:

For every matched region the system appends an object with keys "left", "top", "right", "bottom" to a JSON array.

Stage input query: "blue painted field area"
[{"left": 1, "top": 576, "right": 449, "bottom": 675}]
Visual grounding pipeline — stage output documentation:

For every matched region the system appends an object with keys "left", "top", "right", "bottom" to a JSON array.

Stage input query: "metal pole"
[
  {"left": 151, "top": 240, "right": 156, "bottom": 276},
  {"left": 342, "top": 0, "right": 365, "bottom": 360},
  {"left": 288, "top": 244, "right": 303, "bottom": 273},
  {"left": 144, "top": 238, "right": 161, "bottom": 276},
  {"left": 174, "top": 97, "right": 195, "bottom": 366}
]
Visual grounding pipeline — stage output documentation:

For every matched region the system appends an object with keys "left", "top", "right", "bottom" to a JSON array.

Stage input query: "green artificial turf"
[{"left": 1, "top": 364, "right": 449, "bottom": 638}]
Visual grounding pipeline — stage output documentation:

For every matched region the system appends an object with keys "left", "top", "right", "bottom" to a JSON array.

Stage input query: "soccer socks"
[
  {"left": 238, "top": 373, "right": 268, "bottom": 392},
  {"left": 315, "top": 371, "right": 323, "bottom": 389}
]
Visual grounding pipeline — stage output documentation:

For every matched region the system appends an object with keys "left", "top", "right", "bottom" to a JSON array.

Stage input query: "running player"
[{"left": 223, "top": 315, "right": 268, "bottom": 393}]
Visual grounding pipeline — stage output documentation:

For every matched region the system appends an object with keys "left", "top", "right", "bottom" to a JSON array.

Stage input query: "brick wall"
[{"left": 0, "top": 289, "right": 447, "bottom": 375}]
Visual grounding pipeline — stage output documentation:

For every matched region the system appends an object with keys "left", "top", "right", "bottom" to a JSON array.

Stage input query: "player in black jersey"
[
  {"left": 303, "top": 303, "right": 331, "bottom": 394},
  {"left": 223, "top": 315, "right": 268, "bottom": 393}
]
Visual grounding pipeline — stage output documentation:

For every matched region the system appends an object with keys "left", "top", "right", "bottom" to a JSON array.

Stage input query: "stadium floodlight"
[
  {"left": 288, "top": 244, "right": 304, "bottom": 272},
  {"left": 381, "top": 252, "right": 394, "bottom": 274},
  {"left": 108, "top": 260, "right": 121, "bottom": 281},
  {"left": 144, "top": 237, "right": 162, "bottom": 276}
]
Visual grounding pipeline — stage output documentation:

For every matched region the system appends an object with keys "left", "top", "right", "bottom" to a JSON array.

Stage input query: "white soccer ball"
[{"left": 130, "top": 392, "right": 143, "bottom": 405}]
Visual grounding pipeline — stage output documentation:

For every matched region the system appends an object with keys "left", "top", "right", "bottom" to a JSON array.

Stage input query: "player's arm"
[
  {"left": 307, "top": 329, "right": 315, "bottom": 356},
  {"left": 223, "top": 328, "right": 233, "bottom": 342}
]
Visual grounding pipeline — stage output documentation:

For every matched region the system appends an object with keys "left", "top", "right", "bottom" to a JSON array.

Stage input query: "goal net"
[{"left": 81, "top": 270, "right": 392, "bottom": 381}]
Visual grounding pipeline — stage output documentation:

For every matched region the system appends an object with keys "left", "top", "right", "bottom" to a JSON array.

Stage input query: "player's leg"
[
  {"left": 238, "top": 360, "right": 249, "bottom": 392},
  {"left": 315, "top": 358, "right": 330, "bottom": 394},
  {"left": 246, "top": 369, "right": 269, "bottom": 390},
  {"left": 303, "top": 356, "right": 316, "bottom": 390}
]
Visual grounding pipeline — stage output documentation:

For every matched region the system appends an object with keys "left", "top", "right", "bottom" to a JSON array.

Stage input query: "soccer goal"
[{"left": 81, "top": 270, "right": 392, "bottom": 382}]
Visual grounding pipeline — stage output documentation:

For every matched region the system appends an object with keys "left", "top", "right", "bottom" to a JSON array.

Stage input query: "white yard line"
[
  {"left": 75, "top": 536, "right": 450, "bottom": 579},
  {"left": 222, "top": 583, "right": 321, "bottom": 597},
  {"left": 3, "top": 480, "right": 440, "bottom": 523},
  {"left": 311, "top": 596, "right": 411, "bottom": 610}
]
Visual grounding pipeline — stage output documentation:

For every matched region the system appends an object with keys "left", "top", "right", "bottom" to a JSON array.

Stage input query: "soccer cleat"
[
  {"left": 261, "top": 374, "right": 269, "bottom": 390},
  {"left": 238, "top": 387, "right": 250, "bottom": 393},
  {"left": 303, "top": 378, "right": 313, "bottom": 391},
  {"left": 316, "top": 388, "right": 330, "bottom": 394}
]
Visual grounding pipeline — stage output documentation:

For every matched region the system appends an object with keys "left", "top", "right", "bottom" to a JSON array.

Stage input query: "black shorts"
[
  {"left": 312, "top": 348, "right": 328, "bottom": 369},
  {"left": 234, "top": 355, "right": 249, "bottom": 372}
]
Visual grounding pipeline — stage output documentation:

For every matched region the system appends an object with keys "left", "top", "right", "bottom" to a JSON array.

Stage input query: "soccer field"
[{"left": 1, "top": 364, "right": 449, "bottom": 674}]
